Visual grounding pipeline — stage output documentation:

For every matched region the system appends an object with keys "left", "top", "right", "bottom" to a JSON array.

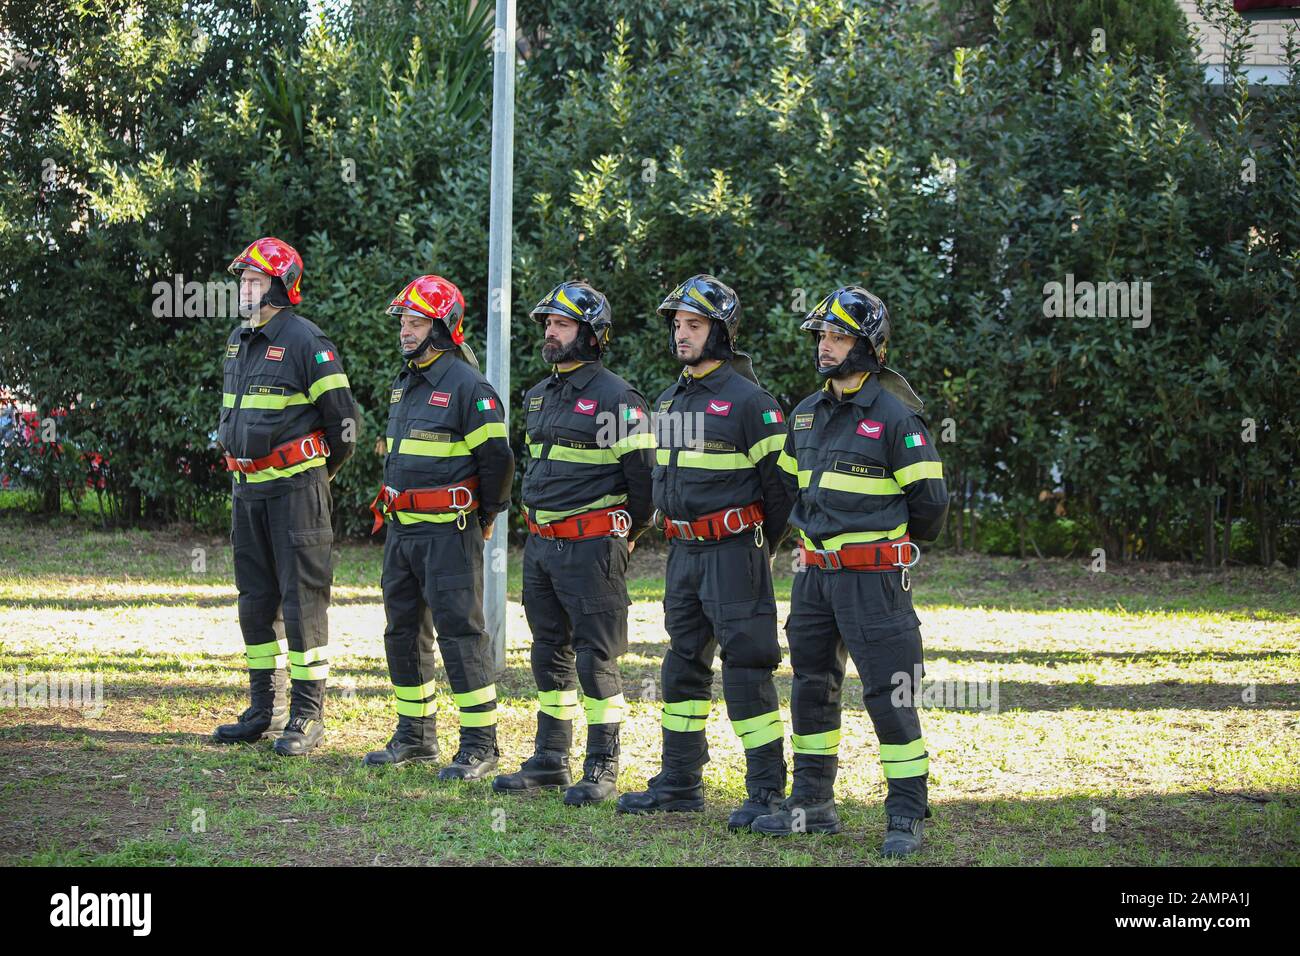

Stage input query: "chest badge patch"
[
  {"left": 528, "top": 396, "right": 543, "bottom": 412},
  {"left": 225, "top": 343, "right": 240, "bottom": 358},
  {"left": 390, "top": 388, "right": 403, "bottom": 404},
  {"left": 265, "top": 346, "right": 285, "bottom": 362},
  {"left": 857, "top": 419, "right": 884, "bottom": 439},
  {"left": 574, "top": 398, "right": 597, "bottom": 415},
  {"left": 658, "top": 400, "right": 673, "bottom": 413},
  {"left": 428, "top": 391, "right": 451, "bottom": 407},
  {"left": 794, "top": 413, "right": 815, "bottom": 431},
  {"left": 706, "top": 400, "right": 732, "bottom": 416}
]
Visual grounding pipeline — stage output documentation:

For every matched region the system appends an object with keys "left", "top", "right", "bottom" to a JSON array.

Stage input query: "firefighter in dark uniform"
[
  {"left": 616, "top": 275, "right": 794, "bottom": 831},
  {"left": 212, "top": 237, "right": 359, "bottom": 756},
  {"left": 751, "top": 286, "right": 947, "bottom": 858},
  {"left": 491, "top": 281, "right": 654, "bottom": 806},
  {"left": 363, "top": 276, "right": 514, "bottom": 780}
]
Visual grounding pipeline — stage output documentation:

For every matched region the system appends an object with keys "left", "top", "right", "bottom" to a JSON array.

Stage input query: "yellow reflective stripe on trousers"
[
  {"left": 242, "top": 456, "right": 327, "bottom": 484},
  {"left": 459, "top": 709, "right": 497, "bottom": 727},
  {"left": 613, "top": 430, "right": 656, "bottom": 456},
  {"left": 308, "top": 372, "right": 349, "bottom": 402},
  {"left": 245, "top": 638, "right": 288, "bottom": 659},
  {"left": 662, "top": 698, "right": 711, "bottom": 732},
  {"left": 465, "top": 421, "right": 507, "bottom": 449},
  {"left": 395, "top": 698, "right": 438, "bottom": 717},
  {"left": 880, "top": 738, "right": 928, "bottom": 778},
  {"left": 583, "top": 693, "right": 626, "bottom": 724},
  {"left": 656, "top": 449, "right": 751, "bottom": 470},
  {"left": 893, "top": 460, "right": 944, "bottom": 487},
  {"left": 731, "top": 709, "right": 784, "bottom": 749},
  {"left": 288, "top": 647, "right": 327, "bottom": 666},
  {"left": 290, "top": 663, "right": 329, "bottom": 680},
  {"left": 792, "top": 728, "right": 841, "bottom": 755},
  {"left": 393, "top": 677, "right": 439, "bottom": 701},
  {"left": 532, "top": 493, "right": 628, "bottom": 525},
  {"left": 817, "top": 471, "right": 902, "bottom": 496},
  {"left": 539, "top": 688, "right": 579, "bottom": 720},
  {"left": 747, "top": 433, "right": 784, "bottom": 465},
  {"left": 248, "top": 654, "right": 287, "bottom": 670},
  {"left": 797, "top": 520, "right": 909, "bottom": 551},
  {"left": 454, "top": 685, "right": 497, "bottom": 708}
]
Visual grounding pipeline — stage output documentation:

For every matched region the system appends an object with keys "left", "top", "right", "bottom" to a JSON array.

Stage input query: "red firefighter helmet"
[
  {"left": 227, "top": 237, "right": 304, "bottom": 305},
  {"left": 387, "top": 275, "right": 466, "bottom": 346}
]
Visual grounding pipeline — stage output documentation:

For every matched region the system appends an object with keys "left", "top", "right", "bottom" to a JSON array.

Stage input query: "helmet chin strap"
[
  {"left": 402, "top": 322, "right": 454, "bottom": 362},
  {"left": 816, "top": 337, "right": 880, "bottom": 379},
  {"left": 699, "top": 320, "right": 735, "bottom": 361}
]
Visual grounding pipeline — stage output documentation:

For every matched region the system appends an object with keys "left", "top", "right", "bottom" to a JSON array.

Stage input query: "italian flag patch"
[
  {"left": 904, "top": 432, "right": 926, "bottom": 448},
  {"left": 762, "top": 409, "right": 784, "bottom": 424},
  {"left": 314, "top": 350, "right": 335, "bottom": 364},
  {"left": 622, "top": 406, "right": 644, "bottom": 422},
  {"left": 475, "top": 397, "right": 496, "bottom": 412}
]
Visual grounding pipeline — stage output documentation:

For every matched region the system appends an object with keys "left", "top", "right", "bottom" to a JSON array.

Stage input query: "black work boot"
[
  {"left": 438, "top": 744, "right": 500, "bottom": 781},
  {"left": 491, "top": 750, "right": 572, "bottom": 792},
  {"left": 751, "top": 795, "right": 842, "bottom": 835},
  {"left": 273, "top": 714, "right": 325, "bottom": 756},
  {"left": 213, "top": 669, "right": 288, "bottom": 743},
  {"left": 615, "top": 769, "right": 704, "bottom": 814},
  {"left": 881, "top": 811, "right": 929, "bottom": 858},
  {"left": 363, "top": 715, "right": 438, "bottom": 767},
  {"left": 564, "top": 753, "right": 619, "bottom": 806},
  {"left": 727, "top": 787, "right": 783, "bottom": 832}
]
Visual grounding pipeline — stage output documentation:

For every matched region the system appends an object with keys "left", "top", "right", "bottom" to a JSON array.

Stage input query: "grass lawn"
[{"left": 0, "top": 514, "right": 1297, "bottom": 865}]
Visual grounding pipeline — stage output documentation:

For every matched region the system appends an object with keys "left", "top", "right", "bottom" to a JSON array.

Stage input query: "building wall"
[{"left": 1177, "top": 1, "right": 1298, "bottom": 82}]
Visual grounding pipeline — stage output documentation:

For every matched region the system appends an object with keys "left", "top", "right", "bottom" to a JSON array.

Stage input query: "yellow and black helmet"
[
  {"left": 657, "top": 274, "right": 741, "bottom": 359},
  {"left": 802, "top": 286, "right": 890, "bottom": 363},
  {"left": 530, "top": 280, "right": 613, "bottom": 356}
]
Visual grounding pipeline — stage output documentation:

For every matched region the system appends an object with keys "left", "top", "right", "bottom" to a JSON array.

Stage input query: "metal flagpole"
[{"left": 484, "top": 0, "right": 516, "bottom": 670}]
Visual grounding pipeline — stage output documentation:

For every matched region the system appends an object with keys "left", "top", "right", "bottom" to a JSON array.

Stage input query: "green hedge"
[{"left": 1, "top": 0, "right": 1296, "bottom": 564}]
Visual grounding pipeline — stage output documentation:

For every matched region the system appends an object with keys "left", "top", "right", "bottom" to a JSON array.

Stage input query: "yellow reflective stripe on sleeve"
[
  {"left": 747, "top": 433, "right": 785, "bottom": 464},
  {"left": 612, "top": 431, "right": 656, "bottom": 456},
  {"left": 526, "top": 442, "right": 541, "bottom": 457},
  {"left": 395, "top": 437, "right": 471, "bottom": 457},
  {"left": 894, "top": 460, "right": 944, "bottom": 487},
  {"left": 393, "top": 678, "right": 439, "bottom": 701},
  {"left": 465, "top": 422, "right": 507, "bottom": 449},
  {"left": 308, "top": 372, "right": 350, "bottom": 402},
  {"left": 798, "top": 469, "right": 812, "bottom": 489},
  {"left": 288, "top": 647, "right": 327, "bottom": 666},
  {"left": 395, "top": 698, "right": 438, "bottom": 717},
  {"left": 791, "top": 728, "right": 841, "bottom": 755},
  {"left": 240, "top": 391, "right": 310, "bottom": 410},
  {"left": 777, "top": 449, "right": 798, "bottom": 475},
  {"left": 242, "top": 457, "right": 327, "bottom": 483},
  {"left": 817, "top": 471, "right": 902, "bottom": 495},
  {"left": 532, "top": 493, "right": 627, "bottom": 525},
  {"left": 223, "top": 393, "right": 235, "bottom": 408},
  {"left": 454, "top": 685, "right": 497, "bottom": 708},
  {"left": 731, "top": 709, "right": 784, "bottom": 749},
  {"left": 290, "top": 662, "right": 329, "bottom": 680},
  {"left": 545, "top": 444, "right": 619, "bottom": 465},
  {"left": 582, "top": 693, "right": 626, "bottom": 724},
  {"left": 797, "top": 520, "right": 909, "bottom": 551}
]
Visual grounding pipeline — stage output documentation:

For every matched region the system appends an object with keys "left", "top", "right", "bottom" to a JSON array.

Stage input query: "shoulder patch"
[
  {"left": 475, "top": 397, "right": 497, "bottom": 412},
  {"left": 761, "top": 409, "right": 783, "bottom": 425},
  {"left": 904, "top": 431, "right": 927, "bottom": 448},
  {"left": 794, "top": 413, "right": 815, "bottom": 431}
]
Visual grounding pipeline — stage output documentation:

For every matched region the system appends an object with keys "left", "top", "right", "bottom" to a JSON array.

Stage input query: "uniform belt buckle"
[
  {"left": 814, "top": 549, "right": 842, "bottom": 571},
  {"left": 670, "top": 519, "right": 696, "bottom": 541},
  {"left": 892, "top": 540, "right": 921, "bottom": 569},
  {"left": 447, "top": 485, "right": 473, "bottom": 511},
  {"left": 721, "top": 507, "right": 746, "bottom": 535},
  {"left": 609, "top": 509, "right": 632, "bottom": 538},
  {"left": 380, "top": 484, "right": 399, "bottom": 506},
  {"left": 235, "top": 457, "right": 255, "bottom": 474}
]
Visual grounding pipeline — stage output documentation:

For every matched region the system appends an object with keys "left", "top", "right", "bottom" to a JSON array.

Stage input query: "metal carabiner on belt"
[
  {"left": 609, "top": 509, "right": 632, "bottom": 538},
  {"left": 892, "top": 540, "right": 921, "bottom": 591}
]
